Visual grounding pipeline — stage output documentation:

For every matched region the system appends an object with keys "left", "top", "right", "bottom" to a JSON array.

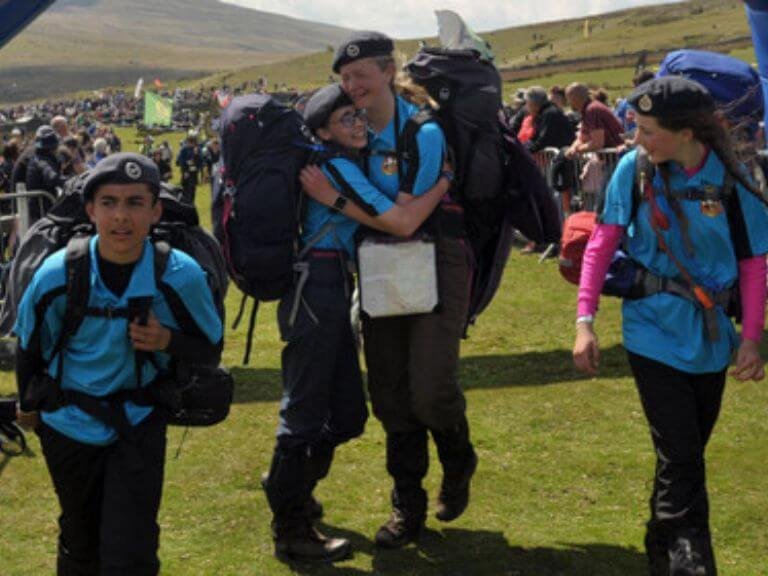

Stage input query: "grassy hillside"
[
  {"left": 189, "top": 0, "right": 754, "bottom": 98},
  {"left": 0, "top": 0, "right": 754, "bottom": 102},
  {"left": 0, "top": 0, "right": 352, "bottom": 103},
  {"left": 1, "top": 127, "right": 766, "bottom": 575}
]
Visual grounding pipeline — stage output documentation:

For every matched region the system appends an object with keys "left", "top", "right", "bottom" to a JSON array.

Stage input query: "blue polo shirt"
[
  {"left": 600, "top": 149, "right": 768, "bottom": 373},
  {"left": 301, "top": 156, "right": 394, "bottom": 257},
  {"left": 14, "top": 236, "right": 223, "bottom": 445},
  {"left": 366, "top": 96, "right": 445, "bottom": 200}
]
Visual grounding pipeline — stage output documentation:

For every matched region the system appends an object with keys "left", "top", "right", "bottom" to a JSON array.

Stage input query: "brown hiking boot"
[
  {"left": 274, "top": 523, "right": 351, "bottom": 563},
  {"left": 374, "top": 488, "right": 426, "bottom": 549},
  {"left": 435, "top": 448, "right": 477, "bottom": 522}
]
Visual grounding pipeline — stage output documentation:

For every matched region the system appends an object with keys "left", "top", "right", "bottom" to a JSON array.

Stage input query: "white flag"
[
  {"left": 435, "top": 10, "right": 493, "bottom": 60},
  {"left": 134, "top": 77, "right": 144, "bottom": 99}
]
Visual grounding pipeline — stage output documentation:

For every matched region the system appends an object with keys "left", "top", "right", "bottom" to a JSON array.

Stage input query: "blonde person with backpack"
[
  {"left": 263, "top": 83, "right": 454, "bottom": 563},
  {"left": 573, "top": 77, "right": 768, "bottom": 576},
  {"left": 313, "top": 32, "right": 477, "bottom": 549}
]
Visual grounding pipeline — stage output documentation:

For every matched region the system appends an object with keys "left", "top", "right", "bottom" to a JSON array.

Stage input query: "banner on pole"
[{"left": 143, "top": 91, "right": 173, "bottom": 127}]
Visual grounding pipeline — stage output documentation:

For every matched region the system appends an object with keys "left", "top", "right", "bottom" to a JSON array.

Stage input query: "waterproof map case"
[{"left": 358, "top": 238, "right": 438, "bottom": 318}]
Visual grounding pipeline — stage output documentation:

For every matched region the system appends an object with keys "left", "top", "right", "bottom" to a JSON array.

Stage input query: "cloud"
[{"left": 221, "top": 0, "right": 681, "bottom": 38}]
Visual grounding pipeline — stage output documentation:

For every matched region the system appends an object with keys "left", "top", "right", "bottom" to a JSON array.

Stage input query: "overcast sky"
[{"left": 221, "top": 0, "right": 683, "bottom": 39}]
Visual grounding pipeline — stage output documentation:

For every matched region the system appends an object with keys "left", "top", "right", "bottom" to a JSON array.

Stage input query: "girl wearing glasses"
[{"left": 263, "top": 83, "right": 453, "bottom": 563}]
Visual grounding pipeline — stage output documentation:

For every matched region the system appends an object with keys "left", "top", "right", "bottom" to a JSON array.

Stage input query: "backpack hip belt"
[{"left": 635, "top": 269, "right": 734, "bottom": 341}]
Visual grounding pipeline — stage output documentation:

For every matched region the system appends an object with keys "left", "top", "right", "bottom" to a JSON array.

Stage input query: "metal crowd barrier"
[
  {"left": 8, "top": 186, "right": 58, "bottom": 241},
  {"left": 532, "top": 147, "right": 624, "bottom": 216},
  {"left": 531, "top": 148, "right": 768, "bottom": 243},
  {"left": 573, "top": 148, "right": 621, "bottom": 211}
]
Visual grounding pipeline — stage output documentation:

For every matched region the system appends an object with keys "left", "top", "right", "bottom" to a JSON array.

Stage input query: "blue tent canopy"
[
  {"left": 745, "top": 0, "right": 768, "bottom": 131},
  {"left": 0, "top": 0, "right": 58, "bottom": 51}
]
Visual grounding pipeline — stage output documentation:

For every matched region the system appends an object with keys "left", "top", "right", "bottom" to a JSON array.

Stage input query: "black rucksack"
[
  {"left": 403, "top": 47, "right": 561, "bottom": 326},
  {"left": 214, "top": 93, "right": 324, "bottom": 363},
  {"left": 3, "top": 175, "right": 232, "bottom": 427},
  {"left": 1, "top": 174, "right": 228, "bottom": 335}
]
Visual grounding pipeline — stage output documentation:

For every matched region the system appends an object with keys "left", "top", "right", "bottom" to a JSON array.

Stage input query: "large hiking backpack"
[
  {"left": 1, "top": 174, "right": 228, "bottom": 334},
  {"left": 1, "top": 175, "right": 231, "bottom": 426},
  {"left": 404, "top": 47, "right": 561, "bottom": 325},
  {"left": 214, "top": 94, "right": 317, "bottom": 362},
  {"left": 657, "top": 49, "right": 763, "bottom": 131},
  {"left": 215, "top": 94, "right": 313, "bottom": 300}
]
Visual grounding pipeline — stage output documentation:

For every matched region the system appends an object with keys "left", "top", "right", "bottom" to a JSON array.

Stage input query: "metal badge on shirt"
[
  {"left": 381, "top": 155, "right": 398, "bottom": 176},
  {"left": 699, "top": 185, "right": 724, "bottom": 217}
]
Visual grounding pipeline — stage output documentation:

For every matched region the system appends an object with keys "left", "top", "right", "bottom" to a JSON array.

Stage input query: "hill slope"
[
  {"left": 190, "top": 0, "right": 753, "bottom": 93},
  {"left": 0, "top": 0, "right": 353, "bottom": 102}
]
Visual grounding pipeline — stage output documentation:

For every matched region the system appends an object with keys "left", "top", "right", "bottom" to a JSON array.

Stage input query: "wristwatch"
[
  {"left": 576, "top": 315, "right": 595, "bottom": 326},
  {"left": 332, "top": 195, "right": 348, "bottom": 212}
]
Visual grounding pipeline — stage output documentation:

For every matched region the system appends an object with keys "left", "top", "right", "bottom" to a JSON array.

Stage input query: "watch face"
[{"left": 334, "top": 196, "right": 347, "bottom": 211}]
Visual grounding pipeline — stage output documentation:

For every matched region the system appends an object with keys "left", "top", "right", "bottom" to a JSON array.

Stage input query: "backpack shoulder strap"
[
  {"left": 631, "top": 147, "right": 655, "bottom": 224},
  {"left": 397, "top": 109, "right": 436, "bottom": 195},
  {"left": 152, "top": 240, "right": 205, "bottom": 340},
  {"left": 323, "top": 160, "right": 379, "bottom": 217},
  {"left": 51, "top": 236, "right": 92, "bottom": 363},
  {"left": 721, "top": 170, "right": 753, "bottom": 260},
  {"left": 152, "top": 239, "right": 171, "bottom": 286}
]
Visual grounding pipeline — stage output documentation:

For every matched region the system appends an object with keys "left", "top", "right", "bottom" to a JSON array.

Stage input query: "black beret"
[
  {"left": 628, "top": 76, "right": 714, "bottom": 118},
  {"left": 332, "top": 31, "right": 394, "bottom": 73},
  {"left": 303, "top": 84, "right": 353, "bottom": 131},
  {"left": 35, "top": 125, "right": 58, "bottom": 151},
  {"left": 82, "top": 152, "right": 160, "bottom": 201}
]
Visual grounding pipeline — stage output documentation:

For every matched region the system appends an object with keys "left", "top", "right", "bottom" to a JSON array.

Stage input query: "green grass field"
[{"left": 1, "top": 129, "right": 767, "bottom": 575}]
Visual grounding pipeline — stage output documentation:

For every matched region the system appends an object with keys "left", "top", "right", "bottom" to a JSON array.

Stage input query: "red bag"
[{"left": 559, "top": 211, "right": 597, "bottom": 285}]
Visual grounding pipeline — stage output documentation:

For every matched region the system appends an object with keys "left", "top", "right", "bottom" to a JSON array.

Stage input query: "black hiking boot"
[
  {"left": 669, "top": 531, "right": 715, "bottom": 576},
  {"left": 432, "top": 418, "right": 477, "bottom": 522},
  {"left": 261, "top": 470, "right": 324, "bottom": 521},
  {"left": 274, "top": 521, "right": 351, "bottom": 563},
  {"left": 435, "top": 448, "right": 478, "bottom": 522},
  {"left": 645, "top": 521, "right": 670, "bottom": 576},
  {"left": 374, "top": 488, "right": 426, "bottom": 549}
]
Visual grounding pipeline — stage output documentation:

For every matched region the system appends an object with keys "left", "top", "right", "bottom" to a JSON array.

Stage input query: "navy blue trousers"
[{"left": 266, "top": 255, "right": 368, "bottom": 523}]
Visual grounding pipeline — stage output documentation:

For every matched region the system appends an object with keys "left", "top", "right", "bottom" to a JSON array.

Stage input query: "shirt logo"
[
  {"left": 346, "top": 44, "right": 360, "bottom": 58},
  {"left": 637, "top": 94, "right": 653, "bottom": 113},
  {"left": 439, "top": 86, "right": 451, "bottom": 101},
  {"left": 381, "top": 156, "right": 398, "bottom": 176},
  {"left": 700, "top": 200, "right": 723, "bottom": 217},
  {"left": 124, "top": 161, "right": 143, "bottom": 180}
]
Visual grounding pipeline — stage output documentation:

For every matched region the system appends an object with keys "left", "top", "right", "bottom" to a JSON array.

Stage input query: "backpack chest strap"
[
  {"left": 85, "top": 306, "right": 131, "bottom": 319},
  {"left": 667, "top": 186, "right": 726, "bottom": 202}
]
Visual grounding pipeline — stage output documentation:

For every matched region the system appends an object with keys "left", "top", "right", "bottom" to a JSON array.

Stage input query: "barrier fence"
[{"left": 532, "top": 147, "right": 768, "bottom": 218}]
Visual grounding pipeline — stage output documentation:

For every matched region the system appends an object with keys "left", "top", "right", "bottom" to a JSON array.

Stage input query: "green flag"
[{"left": 144, "top": 91, "right": 173, "bottom": 127}]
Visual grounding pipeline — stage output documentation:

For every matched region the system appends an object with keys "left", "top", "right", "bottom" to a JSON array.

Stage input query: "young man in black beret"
[{"left": 14, "top": 152, "right": 223, "bottom": 575}]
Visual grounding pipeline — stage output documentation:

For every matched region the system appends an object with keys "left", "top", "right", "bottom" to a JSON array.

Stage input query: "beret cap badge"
[
  {"left": 124, "top": 161, "right": 143, "bottom": 180},
  {"left": 346, "top": 44, "right": 360, "bottom": 58},
  {"left": 638, "top": 94, "right": 653, "bottom": 113}
]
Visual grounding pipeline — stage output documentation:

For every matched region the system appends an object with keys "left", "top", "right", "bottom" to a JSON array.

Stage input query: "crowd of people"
[{"left": 2, "top": 29, "right": 768, "bottom": 576}]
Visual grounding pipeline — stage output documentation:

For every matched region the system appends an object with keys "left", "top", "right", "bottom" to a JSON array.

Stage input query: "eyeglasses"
[{"left": 334, "top": 109, "right": 368, "bottom": 128}]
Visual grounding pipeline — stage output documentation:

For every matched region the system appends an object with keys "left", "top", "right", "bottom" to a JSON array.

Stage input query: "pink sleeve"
[
  {"left": 577, "top": 223, "right": 624, "bottom": 317},
  {"left": 738, "top": 255, "right": 767, "bottom": 343}
]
